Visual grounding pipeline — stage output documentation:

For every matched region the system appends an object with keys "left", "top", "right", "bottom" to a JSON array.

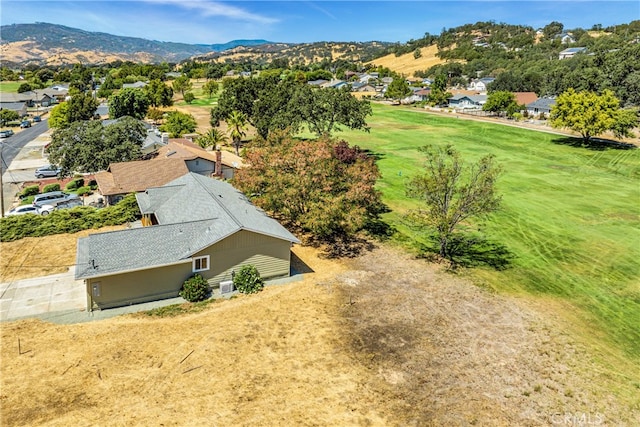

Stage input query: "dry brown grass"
[
  {"left": 366, "top": 45, "right": 446, "bottom": 76},
  {"left": 1, "top": 237, "right": 638, "bottom": 425},
  {"left": 0, "top": 226, "right": 126, "bottom": 283}
]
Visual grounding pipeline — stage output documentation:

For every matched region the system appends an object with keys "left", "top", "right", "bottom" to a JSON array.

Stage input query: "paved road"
[{"left": 0, "top": 119, "right": 50, "bottom": 168}]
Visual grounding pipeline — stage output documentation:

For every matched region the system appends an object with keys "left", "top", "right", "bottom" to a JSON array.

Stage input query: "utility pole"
[{"left": 0, "top": 144, "right": 5, "bottom": 217}]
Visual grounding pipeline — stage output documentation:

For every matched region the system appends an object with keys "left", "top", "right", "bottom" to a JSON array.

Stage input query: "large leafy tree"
[
  {"left": 297, "top": 86, "right": 372, "bottom": 136},
  {"left": 67, "top": 92, "right": 99, "bottom": 123},
  {"left": 550, "top": 88, "right": 637, "bottom": 144},
  {"left": 160, "top": 110, "right": 197, "bottom": 137},
  {"left": 428, "top": 74, "right": 452, "bottom": 107},
  {"left": 234, "top": 133, "right": 384, "bottom": 246},
  {"left": 385, "top": 78, "right": 412, "bottom": 103},
  {"left": 144, "top": 79, "right": 174, "bottom": 107},
  {"left": 0, "top": 110, "right": 19, "bottom": 126},
  {"left": 482, "top": 91, "right": 521, "bottom": 116},
  {"left": 406, "top": 145, "right": 502, "bottom": 259},
  {"left": 202, "top": 80, "right": 219, "bottom": 99},
  {"left": 46, "top": 117, "right": 145, "bottom": 175},
  {"left": 48, "top": 103, "right": 70, "bottom": 129},
  {"left": 172, "top": 75, "right": 192, "bottom": 98},
  {"left": 109, "top": 88, "right": 151, "bottom": 120}
]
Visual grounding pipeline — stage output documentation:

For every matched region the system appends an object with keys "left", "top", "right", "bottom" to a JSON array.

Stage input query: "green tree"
[
  {"left": 483, "top": 91, "right": 519, "bottom": 116},
  {"left": 227, "top": 110, "right": 248, "bottom": 155},
  {"left": 0, "top": 110, "right": 19, "bottom": 126},
  {"left": 172, "top": 75, "right": 192, "bottom": 98},
  {"left": 48, "top": 103, "right": 70, "bottom": 129},
  {"left": 109, "top": 88, "right": 150, "bottom": 120},
  {"left": 146, "top": 107, "right": 165, "bottom": 125},
  {"left": 144, "top": 79, "right": 173, "bottom": 107},
  {"left": 298, "top": 86, "right": 372, "bottom": 136},
  {"left": 202, "top": 80, "right": 219, "bottom": 98},
  {"left": 67, "top": 92, "right": 99, "bottom": 122},
  {"left": 183, "top": 92, "right": 195, "bottom": 104},
  {"left": 160, "top": 110, "right": 197, "bottom": 137},
  {"left": 550, "top": 88, "right": 637, "bottom": 144},
  {"left": 406, "top": 145, "right": 502, "bottom": 259},
  {"left": 414, "top": 48, "right": 422, "bottom": 59},
  {"left": 385, "top": 78, "right": 412, "bottom": 103},
  {"left": 197, "top": 128, "right": 227, "bottom": 149},
  {"left": 234, "top": 133, "right": 384, "bottom": 249},
  {"left": 428, "top": 74, "right": 452, "bottom": 107},
  {"left": 46, "top": 117, "right": 145, "bottom": 175},
  {"left": 17, "top": 83, "right": 32, "bottom": 93}
]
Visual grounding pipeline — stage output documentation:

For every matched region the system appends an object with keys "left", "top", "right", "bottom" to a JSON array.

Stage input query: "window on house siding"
[{"left": 192, "top": 255, "right": 210, "bottom": 272}]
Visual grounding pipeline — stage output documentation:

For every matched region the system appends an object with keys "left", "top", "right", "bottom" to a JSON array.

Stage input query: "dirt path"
[{"left": 1, "top": 241, "right": 637, "bottom": 426}]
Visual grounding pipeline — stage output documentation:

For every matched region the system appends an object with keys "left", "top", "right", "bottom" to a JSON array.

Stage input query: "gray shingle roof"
[{"left": 76, "top": 173, "right": 299, "bottom": 279}]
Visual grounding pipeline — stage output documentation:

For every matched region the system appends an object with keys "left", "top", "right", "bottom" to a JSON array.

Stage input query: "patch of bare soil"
[{"left": 1, "top": 244, "right": 637, "bottom": 426}]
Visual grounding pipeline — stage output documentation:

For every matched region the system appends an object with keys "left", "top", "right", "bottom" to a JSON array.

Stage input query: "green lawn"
[
  {"left": 333, "top": 104, "right": 640, "bottom": 362},
  {"left": 0, "top": 81, "right": 22, "bottom": 93}
]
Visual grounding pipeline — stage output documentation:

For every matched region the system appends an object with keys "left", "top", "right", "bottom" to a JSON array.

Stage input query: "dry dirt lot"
[{"left": 1, "top": 236, "right": 638, "bottom": 426}]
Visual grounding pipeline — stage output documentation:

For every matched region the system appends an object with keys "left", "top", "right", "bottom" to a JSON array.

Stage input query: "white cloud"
[{"left": 141, "top": 0, "right": 278, "bottom": 24}]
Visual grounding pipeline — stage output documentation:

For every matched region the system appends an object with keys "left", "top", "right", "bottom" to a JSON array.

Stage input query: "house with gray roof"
[
  {"left": 558, "top": 47, "right": 587, "bottom": 59},
  {"left": 526, "top": 98, "right": 556, "bottom": 118},
  {"left": 448, "top": 94, "right": 487, "bottom": 109},
  {"left": 76, "top": 173, "right": 299, "bottom": 310}
]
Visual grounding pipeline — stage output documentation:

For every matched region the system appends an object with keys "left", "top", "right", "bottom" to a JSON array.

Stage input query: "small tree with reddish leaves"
[{"left": 233, "top": 132, "right": 385, "bottom": 246}]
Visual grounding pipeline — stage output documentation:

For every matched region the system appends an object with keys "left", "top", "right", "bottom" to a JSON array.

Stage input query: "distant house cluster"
[{"left": 0, "top": 84, "right": 69, "bottom": 116}]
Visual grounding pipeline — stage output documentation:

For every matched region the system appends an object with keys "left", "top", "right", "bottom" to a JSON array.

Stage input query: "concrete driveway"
[{"left": 0, "top": 268, "right": 87, "bottom": 322}]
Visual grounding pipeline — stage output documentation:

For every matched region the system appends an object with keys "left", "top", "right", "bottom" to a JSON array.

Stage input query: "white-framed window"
[{"left": 192, "top": 255, "right": 210, "bottom": 272}]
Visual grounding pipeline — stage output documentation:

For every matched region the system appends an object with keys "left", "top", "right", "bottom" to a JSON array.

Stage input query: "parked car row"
[{"left": 5, "top": 193, "right": 84, "bottom": 217}]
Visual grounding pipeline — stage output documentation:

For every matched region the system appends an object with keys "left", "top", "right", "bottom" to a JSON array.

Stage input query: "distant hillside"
[
  {"left": 0, "top": 23, "right": 271, "bottom": 65},
  {"left": 366, "top": 45, "right": 445, "bottom": 76},
  {"left": 192, "top": 41, "right": 391, "bottom": 67}
]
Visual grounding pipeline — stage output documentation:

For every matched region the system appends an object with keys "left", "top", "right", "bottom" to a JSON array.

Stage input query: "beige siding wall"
[
  {"left": 86, "top": 230, "right": 292, "bottom": 310},
  {"left": 194, "top": 230, "right": 291, "bottom": 284},
  {"left": 87, "top": 262, "right": 192, "bottom": 309}
]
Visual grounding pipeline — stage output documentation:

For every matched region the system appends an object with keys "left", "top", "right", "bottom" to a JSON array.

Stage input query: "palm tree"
[
  {"left": 227, "top": 110, "right": 247, "bottom": 156},
  {"left": 197, "top": 128, "right": 227, "bottom": 150}
]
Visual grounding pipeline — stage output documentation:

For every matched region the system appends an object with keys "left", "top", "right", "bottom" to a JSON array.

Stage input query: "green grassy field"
[
  {"left": 333, "top": 104, "right": 640, "bottom": 363},
  {"left": 0, "top": 81, "right": 22, "bottom": 93}
]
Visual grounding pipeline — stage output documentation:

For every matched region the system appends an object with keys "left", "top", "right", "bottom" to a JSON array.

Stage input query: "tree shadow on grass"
[
  {"left": 552, "top": 136, "right": 637, "bottom": 151},
  {"left": 417, "top": 233, "right": 514, "bottom": 271}
]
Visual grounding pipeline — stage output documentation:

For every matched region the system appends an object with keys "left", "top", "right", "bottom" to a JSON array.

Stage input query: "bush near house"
[
  {"left": 76, "top": 186, "right": 92, "bottom": 196},
  {"left": 20, "top": 185, "right": 40, "bottom": 198},
  {"left": 65, "top": 178, "right": 85, "bottom": 191},
  {"left": 0, "top": 194, "right": 140, "bottom": 242},
  {"left": 42, "top": 183, "right": 61, "bottom": 193},
  {"left": 179, "top": 274, "right": 210, "bottom": 302},
  {"left": 233, "top": 265, "right": 264, "bottom": 294}
]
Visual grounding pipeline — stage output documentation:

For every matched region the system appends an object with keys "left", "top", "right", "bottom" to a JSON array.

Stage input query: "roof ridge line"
[{"left": 192, "top": 173, "right": 244, "bottom": 229}]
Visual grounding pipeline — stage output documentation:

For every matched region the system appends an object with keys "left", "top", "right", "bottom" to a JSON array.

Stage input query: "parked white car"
[{"left": 5, "top": 204, "right": 56, "bottom": 216}]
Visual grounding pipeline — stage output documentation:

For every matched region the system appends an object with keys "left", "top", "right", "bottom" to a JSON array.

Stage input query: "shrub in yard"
[
  {"left": 43, "top": 183, "right": 61, "bottom": 193},
  {"left": 233, "top": 265, "right": 264, "bottom": 294},
  {"left": 65, "top": 178, "right": 84, "bottom": 191},
  {"left": 88, "top": 179, "right": 98, "bottom": 190},
  {"left": 21, "top": 185, "right": 40, "bottom": 198},
  {"left": 180, "top": 274, "right": 210, "bottom": 302},
  {"left": 76, "top": 186, "right": 92, "bottom": 196}
]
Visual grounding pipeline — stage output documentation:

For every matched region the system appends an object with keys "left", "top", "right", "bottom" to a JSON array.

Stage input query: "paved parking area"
[{"left": 0, "top": 268, "right": 87, "bottom": 322}]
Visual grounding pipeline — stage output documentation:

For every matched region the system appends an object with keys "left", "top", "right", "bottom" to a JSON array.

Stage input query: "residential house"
[
  {"left": 307, "top": 79, "right": 329, "bottom": 87},
  {"left": 381, "top": 77, "right": 394, "bottom": 85},
  {"left": 76, "top": 173, "right": 300, "bottom": 310},
  {"left": 526, "top": 98, "right": 556, "bottom": 118},
  {"left": 448, "top": 94, "right": 487, "bottom": 109},
  {"left": 556, "top": 33, "right": 576, "bottom": 44},
  {"left": 411, "top": 88, "right": 431, "bottom": 102},
  {"left": 0, "top": 101, "right": 28, "bottom": 117},
  {"left": 95, "top": 140, "right": 243, "bottom": 205},
  {"left": 513, "top": 92, "right": 538, "bottom": 107},
  {"left": 321, "top": 80, "right": 348, "bottom": 89},
  {"left": 122, "top": 81, "right": 148, "bottom": 89},
  {"left": 467, "top": 77, "right": 495, "bottom": 92},
  {"left": 350, "top": 82, "right": 376, "bottom": 92},
  {"left": 558, "top": 47, "right": 587, "bottom": 59}
]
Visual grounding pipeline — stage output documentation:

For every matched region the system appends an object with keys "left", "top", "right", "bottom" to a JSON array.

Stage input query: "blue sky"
[{"left": 1, "top": 1, "right": 639, "bottom": 45}]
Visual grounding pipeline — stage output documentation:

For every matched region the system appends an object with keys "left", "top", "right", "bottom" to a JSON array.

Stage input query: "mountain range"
[{"left": 0, "top": 23, "right": 274, "bottom": 65}]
